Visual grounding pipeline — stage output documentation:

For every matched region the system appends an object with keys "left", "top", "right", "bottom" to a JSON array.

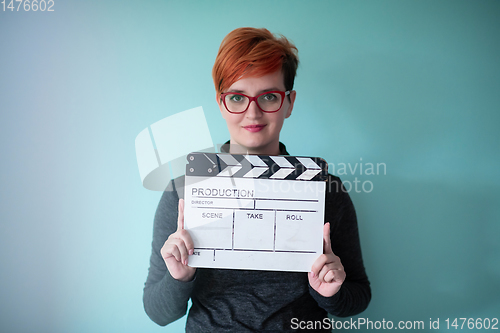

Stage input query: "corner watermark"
[{"left": 291, "top": 317, "right": 499, "bottom": 330}]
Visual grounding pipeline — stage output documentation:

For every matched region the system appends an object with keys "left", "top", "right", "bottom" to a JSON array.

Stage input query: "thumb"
[
  {"left": 177, "top": 199, "right": 185, "bottom": 231},
  {"left": 323, "top": 222, "right": 333, "bottom": 254}
]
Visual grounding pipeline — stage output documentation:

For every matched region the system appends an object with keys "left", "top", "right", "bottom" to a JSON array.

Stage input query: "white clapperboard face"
[{"left": 184, "top": 152, "right": 328, "bottom": 272}]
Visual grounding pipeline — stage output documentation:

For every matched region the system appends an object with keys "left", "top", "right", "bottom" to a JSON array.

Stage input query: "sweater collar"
[{"left": 220, "top": 141, "right": 289, "bottom": 156}]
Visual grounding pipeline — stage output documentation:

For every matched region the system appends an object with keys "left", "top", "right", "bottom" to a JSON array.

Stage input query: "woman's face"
[{"left": 218, "top": 70, "right": 296, "bottom": 155}]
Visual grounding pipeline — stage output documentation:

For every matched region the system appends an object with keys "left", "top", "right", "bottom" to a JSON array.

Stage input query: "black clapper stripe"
[{"left": 257, "top": 155, "right": 278, "bottom": 179}]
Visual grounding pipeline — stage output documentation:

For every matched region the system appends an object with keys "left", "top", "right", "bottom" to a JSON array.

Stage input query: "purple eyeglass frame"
[{"left": 220, "top": 90, "right": 291, "bottom": 114}]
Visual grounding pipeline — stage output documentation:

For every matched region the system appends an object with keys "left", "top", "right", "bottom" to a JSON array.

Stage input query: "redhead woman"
[{"left": 143, "top": 27, "right": 371, "bottom": 332}]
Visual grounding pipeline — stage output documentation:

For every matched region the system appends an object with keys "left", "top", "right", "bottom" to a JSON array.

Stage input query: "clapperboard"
[{"left": 184, "top": 152, "right": 328, "bottom": 272}]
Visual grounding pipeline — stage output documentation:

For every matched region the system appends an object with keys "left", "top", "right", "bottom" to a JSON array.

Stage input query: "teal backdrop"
[{"left": 1, "top": 1, "right": 499, "bottom": 332}]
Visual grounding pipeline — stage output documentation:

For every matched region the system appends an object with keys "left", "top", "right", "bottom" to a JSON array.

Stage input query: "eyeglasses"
[{"left": 220, "top": 90, "right": 291, "bottom": 114}]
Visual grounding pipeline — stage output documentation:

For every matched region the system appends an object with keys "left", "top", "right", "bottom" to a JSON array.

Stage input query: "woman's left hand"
[{"left": 308, "top": 222, "right": 346, "bottom": 297}]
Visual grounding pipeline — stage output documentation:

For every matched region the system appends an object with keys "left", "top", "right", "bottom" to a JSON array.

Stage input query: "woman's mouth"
[{"left": 243, "top": 124, "right": 267, "bottom": 133}]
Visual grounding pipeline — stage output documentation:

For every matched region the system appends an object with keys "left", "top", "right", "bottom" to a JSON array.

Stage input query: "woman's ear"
[
  {"left": 217, "top": 95, "right": 226, "bottom": 119},
  {"left": 285, "top": 90, "right": 296, "bottom": 119}
]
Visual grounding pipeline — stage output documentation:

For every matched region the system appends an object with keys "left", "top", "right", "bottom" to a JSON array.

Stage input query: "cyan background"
[{"left": 1, "top": 0, "right": 499, "bottom": 332}]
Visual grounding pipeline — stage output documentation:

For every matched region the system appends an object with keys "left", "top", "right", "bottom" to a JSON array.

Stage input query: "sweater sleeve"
[
  {"left": 143, "top": 185, "right": 196, "bottom": 326},
  {"left": 309, "top": 175, "right": 371, "bottom": 317}
]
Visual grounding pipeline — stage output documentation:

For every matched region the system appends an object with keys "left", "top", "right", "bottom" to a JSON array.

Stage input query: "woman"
[{"left": 143, "top": 27, "right": 371, "bottom": 332}]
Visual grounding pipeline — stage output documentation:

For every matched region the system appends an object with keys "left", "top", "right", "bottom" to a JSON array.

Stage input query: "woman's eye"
[
  {"left": 263, "top": 93, "right": 277, "bottom": 101},
  {"left": 230, "top": 95, "right": 243, "bottom": 102}
]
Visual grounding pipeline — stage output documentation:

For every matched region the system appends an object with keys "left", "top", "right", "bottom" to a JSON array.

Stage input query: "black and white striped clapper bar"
[{"left": 184, "top": 152, "right": 329, "bottom": 272}]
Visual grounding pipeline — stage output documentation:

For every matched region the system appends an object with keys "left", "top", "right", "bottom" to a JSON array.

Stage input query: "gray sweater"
[{"left": 143, "top": 143, "right": 371, "bottom": 332}]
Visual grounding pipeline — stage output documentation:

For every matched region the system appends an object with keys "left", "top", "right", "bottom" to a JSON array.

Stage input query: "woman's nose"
[{"left": 245, "top": 100, "right": 263, "bottom": 118}]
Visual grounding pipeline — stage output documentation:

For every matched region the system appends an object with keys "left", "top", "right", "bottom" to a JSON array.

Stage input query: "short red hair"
[{"left": 212, "top": 27, "right": 299, "bottom": 100}]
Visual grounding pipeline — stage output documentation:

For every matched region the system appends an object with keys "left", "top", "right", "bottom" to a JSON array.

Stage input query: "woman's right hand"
[{"left": 160, "top": 199, "right": 196, "bottom": 282}]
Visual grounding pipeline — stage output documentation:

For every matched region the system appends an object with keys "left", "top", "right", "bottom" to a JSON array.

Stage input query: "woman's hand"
[
  {"left": 160, "top": 199, "right": 196, "bottom": 282},
  {"left": 308, "top": 222, "right": 346, "bottom": 297}
]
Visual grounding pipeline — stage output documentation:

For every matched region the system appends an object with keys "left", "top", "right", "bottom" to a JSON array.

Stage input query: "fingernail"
[{"left": 189, "top": 249, "right": 194, "bottom": 256}]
